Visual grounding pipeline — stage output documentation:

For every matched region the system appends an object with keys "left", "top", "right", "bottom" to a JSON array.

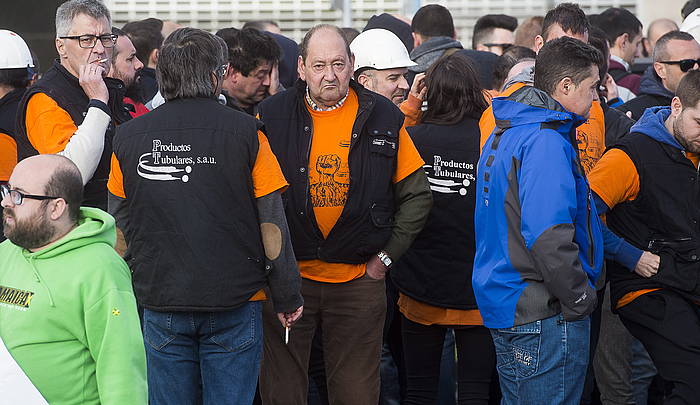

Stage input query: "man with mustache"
[
  {"left": 0, "top": 154, "right": 146, "bottom": 403},
  {"left": 350, "top": 28, "right": 416, "bottom": 107},
  {"left": 257, "top": 24, "right": 432, "bottom": 404},
  {"left": 108, "top": 27, "right": 147, "bottom": 118},
  {"left": 14, "top": 0, "right": 132, "bottom": 211}
]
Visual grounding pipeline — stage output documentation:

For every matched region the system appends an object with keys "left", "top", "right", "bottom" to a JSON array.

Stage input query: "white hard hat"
[
  {"left": 350, "top": 28, "right": 416, "bottom": 72},
  {"left": 681, "top": 9, "right": 700, "bottom": 43},
  {"left": 0, "top": 30, "right": 34, "bottom": 69}
]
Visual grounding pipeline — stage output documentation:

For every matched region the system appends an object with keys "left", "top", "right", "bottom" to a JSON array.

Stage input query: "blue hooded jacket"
[{"left": 474, "top": 86, "right": 604, "bottom": 328}]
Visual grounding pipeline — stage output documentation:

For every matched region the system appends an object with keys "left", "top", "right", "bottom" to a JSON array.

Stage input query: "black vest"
[
  {"left": 0, "top": 88, "right": 24, "bottom": 138},
  {"left": 392, "top": 119, "right": 480, "bottom": 309},
  {"left": 258, "top": 80, "right": 404, "bottom": 264},
  {"left": 0, "top": 87, "right": 25, "bottom": 243},
  {"left": 15, "top": 60, "right": 131, "bottom": 210},
  {"left": 607, "top": 132, "right": 700, "bottom": 304},
  {"left": 113, "top": 97, "right": 268, "bottom": 311}
]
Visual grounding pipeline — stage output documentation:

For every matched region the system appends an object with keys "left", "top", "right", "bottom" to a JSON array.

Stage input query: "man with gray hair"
[
  {"left": 107, "top": 27, "right": 303, "bottom": 404},
  {"left": 257, "top": 23, "right": 432, "bottom": 404},
  {"left": 15, "top": 0, "right": 132, "bottom": 211}
]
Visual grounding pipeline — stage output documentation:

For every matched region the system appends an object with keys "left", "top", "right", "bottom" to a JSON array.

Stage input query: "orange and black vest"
[{"left": 15, "top": 60, "right": 131, "bottom": 210}]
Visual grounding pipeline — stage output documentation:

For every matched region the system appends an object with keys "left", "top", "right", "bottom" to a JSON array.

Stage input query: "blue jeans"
[
  {"left": 143, "top": 302, "right": 263, "bottom": 405},
  {"left": 491, "top": 314, "right": 590, "bottom": 405}
]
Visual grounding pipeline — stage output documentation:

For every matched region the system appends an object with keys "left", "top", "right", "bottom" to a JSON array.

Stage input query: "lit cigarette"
[
  {"left": 285, "top": 326, "right": 289, "bottom": 344},
  {"left": 91, "top": 58, "right": 108, "bottom": 64}
]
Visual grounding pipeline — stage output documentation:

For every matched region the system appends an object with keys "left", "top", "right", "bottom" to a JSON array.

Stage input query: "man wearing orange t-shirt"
[
  {"left": 587, "top": 71, "right": 700, "bottom": 404},
  {"left": 257, "top": 24, "right": 432, "bottom": 405},
  {"left": 107, "top": 28, "right": 303, "bottom": 404},
  {"left": 15, "top": 0, "right": 133, "bottom": 212},
  {"left": 478, "top": 3, "right": 606, "bottom": 177}
]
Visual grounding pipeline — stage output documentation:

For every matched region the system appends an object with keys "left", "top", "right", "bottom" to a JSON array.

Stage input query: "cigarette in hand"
[{"left": 285, "top": 326, "right": 289, "bottom": 344}]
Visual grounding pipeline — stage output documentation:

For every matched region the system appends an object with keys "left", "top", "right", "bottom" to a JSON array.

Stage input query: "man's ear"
[
  {"left": 56, "top": 38, "right": 67, "bottom": 59},
  {"left": 48, "top": 198, "right": 68, "bottom": 221},
  {"left": 149, "top": 48, "right": 158, "bottom": 68},
  {"left": 671, "top": 96, "right": 683, "bottom": 117},
  {"left": 615, "top": 33, "right": 629, "bottom": 50},
  {"left": 654, "top": 61, "right": 667, "bottom": 81},
  {"left": 357, "top": 73, "right": 369, "bottom": 88},
  {"left": 297, "top": 55, "right": 306, "bottom": 82},
  {"left": 559, "top": 77, "right": 574, "bottom": 96},
  {"left": 534, "top": 35, "right": 545, "bottom": 54},
  {"left": 412, "top": 32, "right": 422, "bottom": 49}
]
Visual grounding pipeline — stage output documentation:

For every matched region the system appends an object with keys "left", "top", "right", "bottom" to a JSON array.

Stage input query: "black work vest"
[
  {"left": 607, "top": 132, "right": 700, "bottom": 304},
  {"left": 0, "top": 87, "right": 25, "bottom": 243},
  {"left": 113, "top": 97, "right": 268, "bottom": 311},
  {"left": 392, "top": 119, "right": 480, "bottom": 309},
  {"left": 0, "top": 88, "right": 24, "bottom": 138},
  {"left": 15, "top": 60, "right": 131, "bottom": 210},
  {"left": 258, "top": 80, "right": 404, "bottom": 264}
]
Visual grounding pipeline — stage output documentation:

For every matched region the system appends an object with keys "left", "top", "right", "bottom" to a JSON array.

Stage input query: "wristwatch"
[{"left": 377, "top": 251, "right": 393, "bottom": 268}]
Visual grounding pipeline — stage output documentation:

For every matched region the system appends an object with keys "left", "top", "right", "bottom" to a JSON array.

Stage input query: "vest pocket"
[{"left": 649, "top": 238, "right": 700, "bottom": 293}]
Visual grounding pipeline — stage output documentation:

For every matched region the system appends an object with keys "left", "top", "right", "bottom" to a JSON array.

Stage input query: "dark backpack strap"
[{"left": 609, "top": 68, "right": 632, "bottom": 84}]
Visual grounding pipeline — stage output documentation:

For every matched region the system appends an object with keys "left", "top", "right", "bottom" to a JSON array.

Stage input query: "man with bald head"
[
  {"left": 619, "top": 30, "right": 700, "bottom": 120},
  {"left": 0, "top": 154, "right": 146, "bottom": 403},
  {"left": 257, "top": 24, "right": 432, "bottom": 404},
  {"left": 647, "top": 19, "right": 679, "bottom": 51}
]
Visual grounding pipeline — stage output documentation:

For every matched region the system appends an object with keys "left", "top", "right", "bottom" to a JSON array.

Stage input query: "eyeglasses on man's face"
[
  {"left": 59, "top": 34, "right": 117, "bottom": 49},
  {"left": 659, "top": 58, "right": 700, "bottom": 73},
  {"left": 0, "top": 185, "right": 60, "bottom": 206}
]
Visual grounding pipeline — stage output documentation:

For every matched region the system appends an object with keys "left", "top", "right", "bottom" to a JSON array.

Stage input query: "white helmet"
[
  {"left": 0, "top": 30, "right": 34, "bottom": 69},
  {"left": 351, "top": 28, "right": 416, "bottom": 72}
]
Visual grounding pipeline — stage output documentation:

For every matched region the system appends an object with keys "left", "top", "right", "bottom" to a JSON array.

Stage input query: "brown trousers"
[{"left": 260, "top": 274, "right": 386, "bottom": 405}]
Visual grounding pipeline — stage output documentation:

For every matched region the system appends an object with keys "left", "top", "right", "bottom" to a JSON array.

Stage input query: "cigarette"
[
  {"left": 91, "top": 58, "right": 108, "bottom": 64},
  {"left": 285, "top": 326, "right": 289, "bottom": 344}
]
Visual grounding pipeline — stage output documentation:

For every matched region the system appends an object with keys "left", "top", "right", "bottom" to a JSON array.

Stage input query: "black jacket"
[
  {"left": 0, "top": 88, "right": 24, "bottom": 138},
  {"left": 258, "top": 80, "right": 405, "bottom": 264},
  {"left": 607, "top": 130, "right": 700, "bottom": 305},
  {"left": 15, "top": 60, "right": 131, "bottom": 210},
  {"left": 602, "top": 101, "right": 635, "bottom": 148},
  {"left": 617, "top": 66, "right": 674, "bottom": 120},
  {"left": 112, "top": 97, "right": 269, "bottom": 311},
  {"left": 392, "top": 118, "right": 481, "bottom": 309}
]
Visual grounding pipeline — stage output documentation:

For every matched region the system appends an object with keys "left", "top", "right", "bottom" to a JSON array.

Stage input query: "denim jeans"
[
  {"left": 491, "top": 313, "right": 590, "bottom": 405},
  {"left": 143, "top": 302, "right": 263, "bottom": 405}
]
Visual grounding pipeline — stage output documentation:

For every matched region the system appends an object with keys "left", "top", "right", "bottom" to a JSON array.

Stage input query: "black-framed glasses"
[
  {"left": 59, "top": 34, "right": 117, "bottom": 49},
  {"left": 483, "top": 43, "right": 513, "bottom": 51},
  {"left": 659, "top": 58, "right": 700, "bottom": 72},
  {"left": 0, "top": 185, "right": 60, "bottom": 206}
]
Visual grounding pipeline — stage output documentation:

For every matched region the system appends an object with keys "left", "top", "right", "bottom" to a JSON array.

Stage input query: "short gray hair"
[
  {"left": 157, "top": 28, "right": 228, "bottom": 100},
  {"left": 55, "top": 0, "right": 111, "bottom": 37}
]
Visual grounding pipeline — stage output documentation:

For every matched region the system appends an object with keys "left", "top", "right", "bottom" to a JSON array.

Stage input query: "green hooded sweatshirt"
[{"left": 0, "top": 207, "right": 147, "bottom": 404}]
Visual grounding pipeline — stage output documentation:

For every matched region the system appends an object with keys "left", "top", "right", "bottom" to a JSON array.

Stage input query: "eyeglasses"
[
  {"left": 659, "top": 58, "right": 700, "bottom": 72},
  {"left": 483, "top": 43, "right": 513, "bottom": 51},
  {"left": 0, "top": 185, "right": 60, "bottom": 206},
  {"left": 59, "top": 34, "right": 117, "bottom": 49},
  {"left": 216, "top": 64, "right": 229, "bottom": 77}
]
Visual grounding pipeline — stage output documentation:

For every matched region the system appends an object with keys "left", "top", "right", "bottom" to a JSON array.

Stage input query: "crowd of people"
[{"left": 1, "top": 0, "right": 700, "bottom": 404}]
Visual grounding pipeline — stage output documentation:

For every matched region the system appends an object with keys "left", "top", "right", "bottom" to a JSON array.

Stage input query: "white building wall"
[{"left": 107, "top": 0, "right": 665, "bottom": 45}]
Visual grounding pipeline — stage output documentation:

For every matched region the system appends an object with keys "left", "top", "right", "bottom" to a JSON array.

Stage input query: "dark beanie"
[{"left": 363, "top": 13, "right": 414, "bottom": 52}]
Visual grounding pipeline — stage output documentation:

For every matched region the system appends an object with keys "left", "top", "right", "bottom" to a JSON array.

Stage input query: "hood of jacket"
[
  {"left": 492, "top": 85, "right": 586, "bottom": 133},
  {"left": 408, "top": 36, "right": 463, "bottom": 73},
  {"left": 21, "top": 207, "right": 116, "bottom": 260},
  {"left": 639, "top": 65, "right": 675, "bottom": 99},
  {"left": 630, "top": 106, "right": 684, "bottom": 150}
]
